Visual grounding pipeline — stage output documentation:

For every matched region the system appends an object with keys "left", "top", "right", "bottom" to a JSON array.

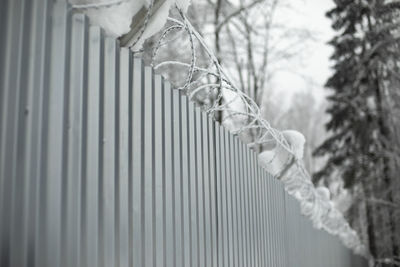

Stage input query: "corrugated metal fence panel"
[{"left": 0, "top": 0, "right": 368, "bottom": 266}]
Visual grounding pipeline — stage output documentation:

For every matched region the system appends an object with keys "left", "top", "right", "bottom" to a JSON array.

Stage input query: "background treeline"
[{"left": 314, "top": 0, "right": 400, "bottom": 266}]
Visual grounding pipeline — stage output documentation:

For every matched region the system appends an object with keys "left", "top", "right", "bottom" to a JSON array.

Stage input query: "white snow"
[
  {"left": 282, "top": 130, "right": 305, "bottom": 160},
  {"left": 126, "top": 0, "right": 173, "bottom": 49},
  {"left": 258, "top": 130, "right": 305, "bottom": 177},
  {"left": 70, "top": 0, "right": 145, "bottom": 37},
  {"left": 258, "top": 147, "right": 289, "bottom": 177},
  {"left": 287, "top": 174, "right": 366, "bottom": 254},
  {"left": 316, "top": 186, "right": 331, "bottom": 201},
  {"left": 258, "top": 131, "right": 366, "bottom": 256},
  {"left": 70, "top": 0, "right": 192, "bottom": 48}
]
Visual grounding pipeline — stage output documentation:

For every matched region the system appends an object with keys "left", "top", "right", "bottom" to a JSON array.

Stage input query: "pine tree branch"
[
  {"left": 375, "top": 257, "right": 400, "bottom": 266},
  {"left": 366, "top": 198, "right": 400, "bottom": 209}
]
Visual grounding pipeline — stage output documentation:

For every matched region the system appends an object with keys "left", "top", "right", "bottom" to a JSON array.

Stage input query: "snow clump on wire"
[
  {"left": 258, "top": 132, "right": 365, "bottom": 255},
  {"left": 69, "top": 0, "right": 191, "bottom": 49}
]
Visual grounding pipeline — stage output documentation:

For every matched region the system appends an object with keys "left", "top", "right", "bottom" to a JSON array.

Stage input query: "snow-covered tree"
[{"left": 314, "top": 0, "right": 400, "bottom": 264}]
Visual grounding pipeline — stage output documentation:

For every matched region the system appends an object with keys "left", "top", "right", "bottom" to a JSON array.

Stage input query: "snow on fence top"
[
  {"left": 71, "top": 0, "right": 191, "bottom": 48},
  {"left": 70, "top": 0, "right": 367, "bottom": 257}
]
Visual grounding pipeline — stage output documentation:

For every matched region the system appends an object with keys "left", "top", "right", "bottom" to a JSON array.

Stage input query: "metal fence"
[{"left": 0, "top": 0, "right": 367, "bottom": 266}]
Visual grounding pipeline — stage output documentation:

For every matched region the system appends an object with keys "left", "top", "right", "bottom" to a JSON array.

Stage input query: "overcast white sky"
[{"left": 269, "top": 0, "right": 335, "bottom": 104}]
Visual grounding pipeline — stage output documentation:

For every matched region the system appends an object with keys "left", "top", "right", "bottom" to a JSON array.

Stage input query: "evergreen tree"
[{"left": 314, "top": 0, "right": 400, "bottom": 265}]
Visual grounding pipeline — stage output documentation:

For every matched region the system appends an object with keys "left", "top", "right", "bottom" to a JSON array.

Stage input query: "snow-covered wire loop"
[
  {"left": 175, "top": 7, "right": 196, "bottom": 90},
  {"left": 129, "top": 0, "right": 155, "bottom": 50}
]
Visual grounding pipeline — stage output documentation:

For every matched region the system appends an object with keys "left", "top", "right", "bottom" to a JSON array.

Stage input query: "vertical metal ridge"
[
  {"left": 7, "top": 0, "right": 34, "bottom": 265},
  {"left": 249, "top": 150, "right": 255, "bottom": 267},
  {"left": 281, "top": 182, "right": 286, "bottom": 267},
  {"left": 0, "top": 0, "right": 26, "bottom": 265},
  {"left": 114, "top": 37, "right": 121, "bottom": 267},
  {"left": 252, "top": 150, "right": 259, "bottom": 267},
  {"left": 99, "top": 34, "right": 117, "bottom": 267},
  {"left": 220, "top": 126, "right": 228, "bottom": 267},
  {"left": 114, "top": 42, "right": 121, "bottom": 267},
  {"left": 62, "top": 12, "right": 87, "bottom": 267},
  {"left": 267, "top": 172, "right": 273, "bottom": 266},
  {"left": 0, "top": 0, "right": 9, "bottom": 105},
  {"left": 288, "top": 196, "right": 293, "bottom": 266},
  {"left": 172, "top": 89, "right": 183, "bottom": 267},
  {"left": 225, "top": 131, "right": 233, "bottom": 267},
  {"left": 262, "top": 170, "right": 268, "bottom": 267},
  {"left": 256, "top": 166, "right": 264, "bottom": 267},
  {"left": 154, "top": 74, "right": 164, "bottom": 267},
  {"left": 231, "top": 136, "right": 240, "bottom": 267},
  {"left": 150, "top": 68, "right": 156, "bottom": 267},
  {"left": 131, "top": 56, "right": 143, "bottom": 267},
  {"left": 196, "top": 107, "right": 205, "bottom": 267},
  {"left": 60, "top": 3, "right": 72, "bottom": 263},
  {"left": 98, "top": 27, "right": 106, "bottom": 267},
  {"left": 274, "top": 179, "right": 283, "bottom": 266},
  {"left": 223, "top": 130, "right": 232, "bottom": 267},
  {"left": 251, "top": 152, "right": 258, "bottom": 267},
  {"left": 273, "top": 178, "right": 280, "bottom": 266},
  {"left": 164, "top": 81, "right": 174, "bottom": 267},
  {"left": 229, "top": 133, "right": 237, "bottom": 267},
  {"left": 252, "top": 151, "right": 259, "bottom": 267},
  {"left": 202, "top": 113, "right": 211, "bottom": 267},
  {"left": 285, "top": 194, "right": 291, "bottom": 267},
  {"left": 215, "top": 122, "right": 223, "bottom": 267},
  {"left": 248, "top": 148, "right": 255, "bottom": 267},
  {"left": 243, "top": 142, "right": 249, "bottom": 267},
  {"left": 26, "top": 1, "right": 53, "bottom": 266},
  {"left": 181, "top": 94, "right": 190, "bottom": 267},
  {"left": 258, "top": 165, "right": 263, "bottom": 267},
  {"left": 43, "top": 2, "right": 71, "bottom": 266},
  {"left": 209, "top": 118, "right": 218, "bottom": 267},
  {"left": 79, "top": 13, "right": 90, "bottom": 267},
  {"left": 238, "top": 141, "right": 246, "bottom": 267},
  {"left": 0, "top": 0, "right": 22, "bottom": 205},
  {"left": 35, "top": 2, "right": 52, "bottom": 263},
  {"left": 143, "top": 65, "right": 154, "bottom": 267},
  {"left": 266, "top": 172, "right": 274, "bottom": 266},
  {"left": 265, "top": 171, "right": 271, "bottom": 266},
  {"left": 253, "top": 153, "right": 261, "bottom": 267},
  {"left": 82, "top": 25, "right": 102, "bottom": 267},
  {"left": 188, "top": 100, "right": 198, "bottom": 267},
  {"left": 280, "top": 183, "right": 286, "bottom": 267},
  {"left": 117, "top": 47, "right": 130, "bottom": 267},
  {"left": 273, "top": 177, "right": 280, "bottom": 266}
]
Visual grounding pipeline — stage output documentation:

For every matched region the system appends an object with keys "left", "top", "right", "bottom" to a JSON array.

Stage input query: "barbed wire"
[{"left": 128, "top": 0, "right": 155, "bottom": 49}]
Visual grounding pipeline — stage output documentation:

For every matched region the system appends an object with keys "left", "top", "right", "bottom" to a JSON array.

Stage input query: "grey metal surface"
[{"left": 0, "top": 0, "right": 367, "bottom": 266}]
